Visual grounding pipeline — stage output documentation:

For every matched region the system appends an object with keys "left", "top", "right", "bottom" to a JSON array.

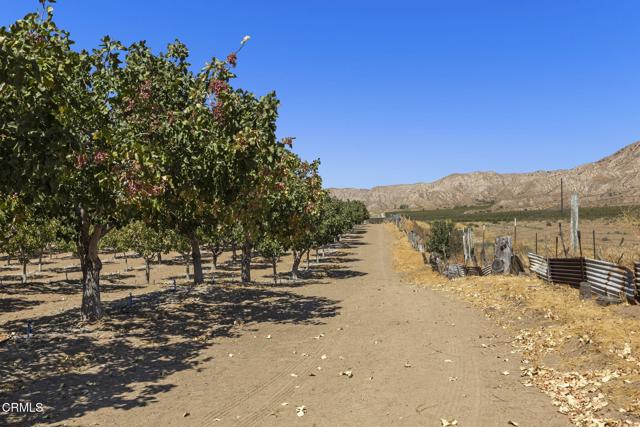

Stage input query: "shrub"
[{"left": 426, "top": 220, "right": 462, "bottom": 257}]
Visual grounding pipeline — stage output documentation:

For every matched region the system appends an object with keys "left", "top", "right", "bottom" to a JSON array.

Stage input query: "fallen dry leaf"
[
  {"left": 340, "top": 370, "right": 353, "bottom": 378},
  {"left": 296, "top": 406, "right": 306, "bottom": 417}
]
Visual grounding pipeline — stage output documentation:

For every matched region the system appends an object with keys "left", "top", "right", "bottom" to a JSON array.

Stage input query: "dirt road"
[{"left": 49, "top": 224, "right": 569, "bottom": 427}]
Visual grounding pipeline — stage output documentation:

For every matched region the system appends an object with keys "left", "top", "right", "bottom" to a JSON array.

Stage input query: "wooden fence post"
[
  {"left": 558, "top": 222, "right": 569, "bottom": 257},
  {"left": 577, "top": 230, "right": 583, "bottom": 257},
  {"left": 570, "top": 193, "right": 579, "bottom": 255},
  {"left": 592, "top": 229, "right": 596, "bottom": 259},
  {"left": 481, "top": 225, "right": 487, "bottom": 265}
]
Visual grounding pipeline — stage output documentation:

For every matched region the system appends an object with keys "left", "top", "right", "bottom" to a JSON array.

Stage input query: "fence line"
[{"left": 390, "top": 214, "right": 640, "bottom": 302}]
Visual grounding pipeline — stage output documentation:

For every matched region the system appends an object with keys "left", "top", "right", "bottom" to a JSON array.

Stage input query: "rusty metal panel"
[
  {"left": 585, "top": 258, "right": 635, "bottom": 299},
  {"left": 548, "top": 257, "right": 584, "bottom": 287},
  {"left": 527, "top": 253, "right": 549, "bottom": 281}
]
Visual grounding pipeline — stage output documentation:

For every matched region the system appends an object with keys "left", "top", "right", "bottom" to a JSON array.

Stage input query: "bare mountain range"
[{"left": 330, "top": 141, "right": 640, "bottom": 214}]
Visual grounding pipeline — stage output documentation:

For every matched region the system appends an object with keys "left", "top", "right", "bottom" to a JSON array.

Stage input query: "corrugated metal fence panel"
[
  {"left": 458, "top": 264, "right": 466, "bottom": 277},
  {"left": 584, "top": 258, "right": 635, "bottom": 299},
  {"left": 443, "top": 264, "right": 466, "bottom": 279},
  {"left": 635, "top": 262, "right": 640, "bottom": 290},
  {"left": 527, "top": 253, "right": 549, "bottom": 281},
  {"left": 481, "top": 265, "right": 492, "bottom": 276},
  {"left": 465, "top": 266, "right": 482, "bottom": 276},
  {"left": 548, "top": 257, "right": 584, "bottom": 287}
]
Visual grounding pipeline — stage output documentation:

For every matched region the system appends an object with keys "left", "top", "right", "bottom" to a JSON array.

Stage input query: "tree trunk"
[
  {"left": 77, "top": 208, "right": 104, "bottom": 322},
  {"left": 315, "top": 248, "right": 319, "bottom": 264},
  {"left": 291, "top": 250, "right": 304, "bottom": 280},
  {"left": 231, "top": 243, "right": 237, "bottom": 262},
  {"left": 306, "top": 251, "right": 310, "bottom": 270},
  {"left": 190, "top": 236, "right": 204, "bottom": 285},
  {"left": 39, "top": 250, "right": 43, "bottom": 272},
  {"left": 21, "top": 260, "right": 27, "bottom": 284},
  {"left": 272, "top": 259, "right": 278, "bottom": 284},
  {"left": 157, "top": 252, "right": 162, "bottom": 263},
  {"left": 145, "top": 258, "right": 151, "bottom": 284},
  {"left": 241, "top": 240, "right": 252, "bottom": 283}
]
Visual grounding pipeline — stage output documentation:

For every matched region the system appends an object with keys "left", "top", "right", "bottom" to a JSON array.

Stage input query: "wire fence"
[{"left": 390, "top": 215, "right": 640, "bottom": 303}]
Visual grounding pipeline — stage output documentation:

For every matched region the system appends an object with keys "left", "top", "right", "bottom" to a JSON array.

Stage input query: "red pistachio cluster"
[
  {"left": 208, "top": 78, "right": 229, "bottom": 96},
  {"left": 139, "top": 79, "right": 152, "bottom": 100},
  {"left": 226, "top": 52, "right": 237, "bottom": 67},
  {"left": 94, "top": 151, "right": 109, "bottom": 164}
]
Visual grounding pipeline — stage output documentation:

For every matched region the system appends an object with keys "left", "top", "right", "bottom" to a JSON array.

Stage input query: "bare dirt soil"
[{"left": 0, "top": 225, "right": 570, "bottom": 426}]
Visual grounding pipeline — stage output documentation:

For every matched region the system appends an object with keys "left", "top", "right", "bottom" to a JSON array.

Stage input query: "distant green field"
[{"left": 387, "top": 204, "right": 638, "bottom": 224}]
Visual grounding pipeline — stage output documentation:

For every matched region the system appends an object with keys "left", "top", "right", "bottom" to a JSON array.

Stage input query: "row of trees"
[{"left": 0, "top": 3, "right": 368, "bottom": 321}]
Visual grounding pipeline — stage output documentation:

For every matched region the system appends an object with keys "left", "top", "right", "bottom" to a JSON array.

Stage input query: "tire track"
[{"left": 197, "top": 338, "right": 327, "bottom": 426}]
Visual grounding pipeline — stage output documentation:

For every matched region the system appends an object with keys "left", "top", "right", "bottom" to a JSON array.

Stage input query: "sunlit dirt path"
[{"left": 54, "top": 224, "right": 570, "bottom": 427}]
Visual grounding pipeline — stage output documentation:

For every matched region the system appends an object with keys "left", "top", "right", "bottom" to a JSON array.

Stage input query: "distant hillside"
[{"left": 330, "top": 141, "right": 640, "bottom": 213}]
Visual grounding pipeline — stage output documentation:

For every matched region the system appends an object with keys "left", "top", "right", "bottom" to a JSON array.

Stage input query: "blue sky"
[{"left": 2, "top": 1, "right": 639, "bottom": 188}]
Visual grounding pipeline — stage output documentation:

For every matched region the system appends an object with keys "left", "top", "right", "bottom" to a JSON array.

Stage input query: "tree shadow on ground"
[
  {"left": 101, "top": 272, "right": 137, "bottom": 282},
  {"left": 318, "top": 256, "right": 362, "bottom": 264},
  {"left": 0, "top": 280, "right": 143, "bottom": 298},
  {"left": 298, "top": 264, "right": 368, "bottom": 281},
  {"left": 214, "top": 262, "right": 241, "bottom": 272},
  {"left": 0, "top": 297, "right": 43, "bottom": 313},
  {"left": 347, "top": 229, "right": 367, "bottom": 235},
  {"left": 326, "top": 269, "right": 368, "bottom": 279},
  {"left": 0, "top": 283, "right": 340, "bottom": 426},
  {"left": 164, "top": 270, "right": 238, "bottom": 282},
  {"left": 49, "top": 265, "right": 82, "bottom": 274},
  {"left": 338, "top": 240, "right": 368, "bottom": 247}
]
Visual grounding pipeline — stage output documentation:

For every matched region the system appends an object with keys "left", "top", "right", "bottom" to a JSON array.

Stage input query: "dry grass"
[{"left": 386, "top": 223, "right": 640, "bottom": 427}]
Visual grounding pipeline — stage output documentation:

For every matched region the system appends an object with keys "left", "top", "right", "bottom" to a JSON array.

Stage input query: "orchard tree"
[
  {"left": 198, "top": 223, "right": 232, "bottom": 275},
  {"left": 100, "top": 225, "right": 131, "bottom": 267},
  {"left": 266, "top": 150, "right": 324, "bottom": 280},
  {"left": 122, "top": 221, "right": 167, "bottom": 284},
  {"left": 231, "top": 141, "right": 315, "bottom": 283},
  {"left": 256, "top": 236, "right": 285, "bottom": 284},
  {"left": 227, "top": 120, "right": 286, "bottom": 283},
  {"left": 2, "top": 9, "right": 186, "bottom": 320},
  {"left": 152, "top": 37, "right": 283, "bottom": 287},
  {"left": 1, "top": 201, "right": 58, "bottom": 282},
  {"left": 166, "top": 229, "right": 192, "bottom": 280}
]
